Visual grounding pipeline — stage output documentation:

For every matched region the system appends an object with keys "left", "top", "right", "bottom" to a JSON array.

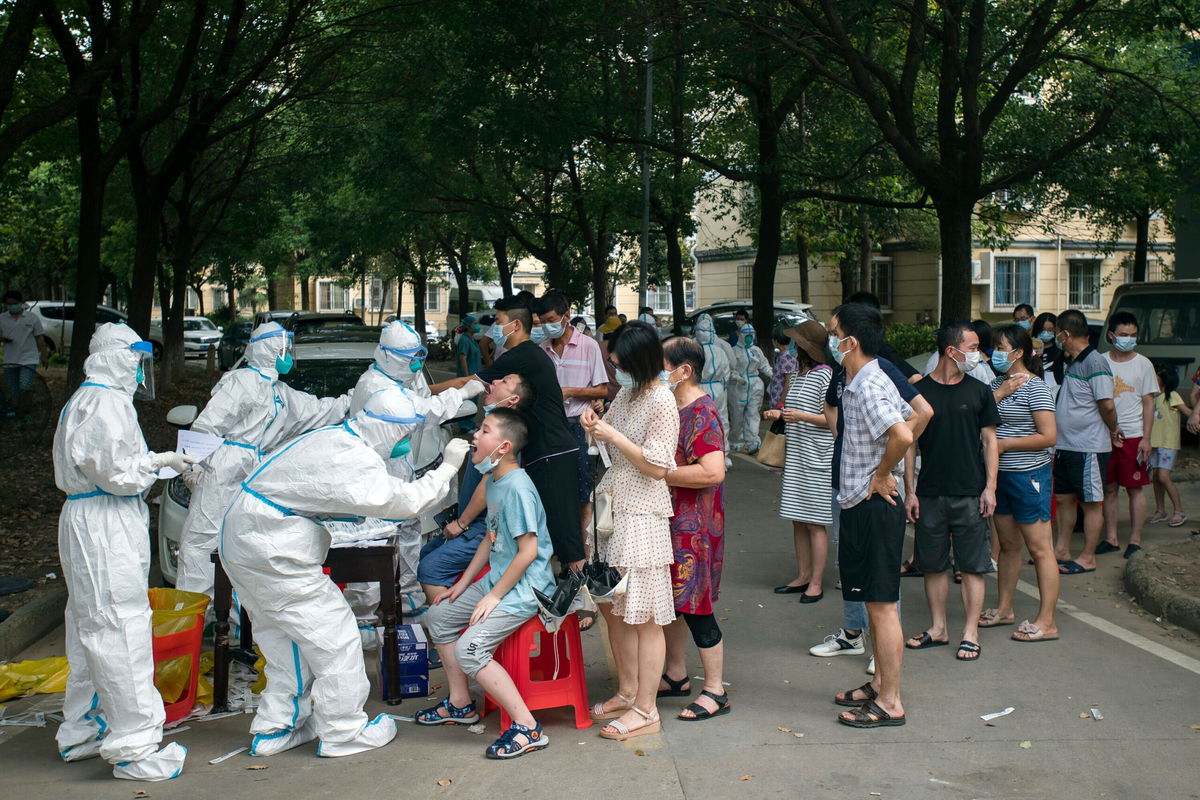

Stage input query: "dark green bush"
[{"left": 886, "top": 323, "right": 938, "bottom": 358}]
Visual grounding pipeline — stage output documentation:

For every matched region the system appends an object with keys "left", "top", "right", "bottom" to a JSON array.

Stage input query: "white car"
[
  {"left": 25, "top": 301, "right": 165, "bottom": 359},
  {"left": 384, "top": 314, "right": 439, "bottom": 342},
  {"left": 155, "top": 330, "right": 474, "bottom": 584},
  {"left": 178, "top": 316, "right": 223, "bottom": 357}
]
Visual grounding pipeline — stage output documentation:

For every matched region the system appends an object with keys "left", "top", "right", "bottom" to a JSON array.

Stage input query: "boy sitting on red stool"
[{"left": 416, "top": 408, "right": 556, "bottom": 759}]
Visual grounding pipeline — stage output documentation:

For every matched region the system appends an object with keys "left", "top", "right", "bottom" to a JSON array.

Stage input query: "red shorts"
[{"left": 1105, "top": 437, "right": 1150, "bottom": 488}]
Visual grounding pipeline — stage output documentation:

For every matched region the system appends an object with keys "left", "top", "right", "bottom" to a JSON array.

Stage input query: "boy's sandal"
[
  {"left": 1147, "top": 510, "right": 1168, "bottom": 524},
  {"left": 677, "top": 690, "right": 730, "bottom": 721},
  {"left": 1168, "top": 511, "right": 1188, "bottom": 528},
  {"left": 599, "top": 706, "right": 660, "bottom": 741},
  {"left": 590, "top": 693, "right": 634, "bottom": 721},
  {"left": 838, "top": 699, "right": 906, "bottom": 728},
  {"left": 414, "top": 697, "right": 480, "bottom": 725},
  {"left": 834, "top": 682, "right": 878, "bottom": 707},
  {"left": 485, "top": 721, "right": 549, "bottom": 759},
  {"left": 657, "top": 673, "right": 692, "bottom": 697}
]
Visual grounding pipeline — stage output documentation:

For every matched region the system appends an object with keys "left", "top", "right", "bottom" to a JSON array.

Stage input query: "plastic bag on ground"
[{"left": 0, "top": 656, "right": 70, "bottom": 702}]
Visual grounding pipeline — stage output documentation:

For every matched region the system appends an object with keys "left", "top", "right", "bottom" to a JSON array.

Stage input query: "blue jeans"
[
  {"left": 3, "top": 364, "right": 35, "bottom": 412},
  {"left": 833, "top": 495, "right": 902, "bottom": 632}
]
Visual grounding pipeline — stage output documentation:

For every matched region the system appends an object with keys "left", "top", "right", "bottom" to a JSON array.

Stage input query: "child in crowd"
[
  {"left": 1148, "top": 366, "right": 1191, "bottom": 528},
  {"left": 416, "top": 408, "right": 556, "bottom": 759}
]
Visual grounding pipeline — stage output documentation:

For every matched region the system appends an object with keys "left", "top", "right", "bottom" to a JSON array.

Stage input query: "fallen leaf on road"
[
  {"left": 719, "top": 617, "right": 729, "bottom": 621},
  {"left": 870, "top": 793, "right": 882, "bottom": 797},
  {"left": 739, "top": 775, "right": 752, "bottom": 781},
  {"left": 1019, "top": 741, "right": 1033, "bottom": 749},
  {"left": 1080, "top": 712, "right": 1090, "bottom": 719},
  {"left": 777, "top": 727, "right": 792, "bottom": 732},
  {"left": 783, "top": 680, "right": 790, "bottom": 684},
  {"left": 1190, "top": 725, "right": 1200, "bottom": 731},
  {"left": 634, "top": 749, "right": 646, "bottom": 756},
  {"left": 246, "top": 765, "right": 268, "bottom": 771},
  {"left": 437, "top": 778, "right": 452, "bottom": 787},
  {"left": 133, "top": 792, "right": 150, "bottom": 798},
  {"left": 793, "top": 733, "right": 805, "bottom": 738}
]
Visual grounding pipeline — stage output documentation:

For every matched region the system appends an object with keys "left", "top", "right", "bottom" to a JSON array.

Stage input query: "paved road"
[{"left": 3, "top": 452, "right": 1199, "bottom": 799}]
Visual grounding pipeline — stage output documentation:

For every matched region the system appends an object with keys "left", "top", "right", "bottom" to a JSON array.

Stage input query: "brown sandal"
[
  {"left": 834, "top": 682, "right": 878, "bottom": 707},
  {"left": 838, "top": 698, "right": 906, "bottom": 728}
]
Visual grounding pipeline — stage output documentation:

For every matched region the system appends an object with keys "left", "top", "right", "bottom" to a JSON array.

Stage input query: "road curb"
[
  {"left": 1123, "top": 539, "right": 1200, "bottom": 635},
  {"left": 0, "top": 586, "right": 66, "bottom": 661}
]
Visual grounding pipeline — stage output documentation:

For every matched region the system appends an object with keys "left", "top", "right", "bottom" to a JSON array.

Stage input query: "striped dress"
[{"left": 779, "top": 365, "right": 834, "bottom": 525}]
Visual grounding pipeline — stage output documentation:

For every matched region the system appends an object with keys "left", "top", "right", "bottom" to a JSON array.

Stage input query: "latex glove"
[
  {"left": 154, "top": 451, "right": 197, "bottom": 474},
  {"left": 461, "top": 379, "right": 487, "bottom": 399},
  {"left": 181, "top": 467, "right": 202, "bottom": 490},
  {"left": 442, "top": 438, "right": 471, "bottom": 470}
]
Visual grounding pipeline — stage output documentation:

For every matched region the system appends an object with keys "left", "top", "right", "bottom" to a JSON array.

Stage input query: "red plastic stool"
[
  {"left": 483, "top": 613, "right": 592, "bottom": 730},
  {"left": 152, "top": 620, "right": 204, "bottom": 725}
]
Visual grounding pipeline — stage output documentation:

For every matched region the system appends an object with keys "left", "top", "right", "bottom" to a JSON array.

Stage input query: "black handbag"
[{"left": 583, "top": 485, "right": 623, "bottom": 600}]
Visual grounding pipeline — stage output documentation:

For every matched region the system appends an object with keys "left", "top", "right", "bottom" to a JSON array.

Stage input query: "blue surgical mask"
[
  {"left": 1037, "top": 331, "right": 1055, "bottom": 343},
  {"left": 487, "top": 321, "right": 512, "bottom": 348},
  {"left": 474, "top": 444, "right": 503, "bottom": 475},
  {"left": 1016, "top": 319, "right": 1032, "bottom": 330},
  {"left": 7, "top": 304, "right": 22, "bottom": 314},
  {"left": 828, "top": 334, "right": 848, "bottom": 366},
  {"left": 1112, "top": 335, "right": 1137, "bottom": 352},
  {"left": 390, "top": 437, "right": 411, "bottom": 459},
  {"left": 542, "top": 321, "right": 564, "bottom": 339},
  {"left": 529, "top": 326, "right": 548, "bottom": 344},
  {"left": 276, "top": 353, "right": 294, "bottom": 374},
  {"left": 614, "top": 368, "right": 635, "bottom": 388},
  {"left": 991, "top": 350, "right": 1013, "bottom": 374}
]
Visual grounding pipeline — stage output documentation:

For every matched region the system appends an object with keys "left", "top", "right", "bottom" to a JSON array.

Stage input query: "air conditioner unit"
[{"left": 971, "top": 254, "right": 991, "bottom": 285}]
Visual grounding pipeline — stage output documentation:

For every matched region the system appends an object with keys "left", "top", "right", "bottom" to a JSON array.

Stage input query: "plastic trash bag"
[
  {"left": 149, "top": 588, "right": 209, "bottom": 704},
  {"left": 0, "top": 656, "right": 70, "bottom": 702}
]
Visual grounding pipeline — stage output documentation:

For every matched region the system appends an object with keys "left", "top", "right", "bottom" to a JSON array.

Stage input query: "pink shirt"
[{"left": 539, "top": 326, "right": 610, "bottom": 418}]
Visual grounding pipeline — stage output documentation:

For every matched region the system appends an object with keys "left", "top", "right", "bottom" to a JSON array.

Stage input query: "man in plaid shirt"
[{"left": 828, "top": 303, "right": 914, "bottom": 729}]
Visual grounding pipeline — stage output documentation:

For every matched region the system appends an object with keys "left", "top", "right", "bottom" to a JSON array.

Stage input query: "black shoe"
[
  {"left": 774, "top": 583, "right": 809, "bottom": 594},
  {"left": 798, "top": 592, "right": 824, "bottom": 604},
  {"left": 1095, "top": 541, "right": 1121, "bottom": 555},
  {"left": 1123, "top": 544, "right": 1143, "bottom": 559}
]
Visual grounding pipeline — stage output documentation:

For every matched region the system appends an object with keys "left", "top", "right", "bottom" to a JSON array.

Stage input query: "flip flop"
[
  {"left": 905, "top": 632, "right": 950, "bottom": 650},
  {"left": 956, "top": 640, "right": 982, "bottom": 661},
  {"left": 1057, "top": 560, "right": 1094, "bottom": 575},
  {"left": 1094, "top": 541, "right": 1121, "bottom": 555},
  {"left": 837, "top": 699, "right": 905, "bottom": 728},
  {"left": 834, "top": 682, "right": 878, "bottom": 707}
]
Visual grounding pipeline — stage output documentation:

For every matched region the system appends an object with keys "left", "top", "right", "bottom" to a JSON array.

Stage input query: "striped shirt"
[
  {"left": 989, "top": 374, "right": 1056, "bottom": 471},
  {"left": 539, "top": 326, "right": 610, "bottom": 418},
  {"left": 1056, "top": 347, "right": 1114, "bottom": 453},
  {"left": 837, "top": 359, "right": 913, "bottom": 509}
]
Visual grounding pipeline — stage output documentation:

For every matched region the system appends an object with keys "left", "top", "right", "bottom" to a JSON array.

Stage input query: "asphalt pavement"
[{"left": 2, "top": 452, "right": 1199, "bottom": 799}]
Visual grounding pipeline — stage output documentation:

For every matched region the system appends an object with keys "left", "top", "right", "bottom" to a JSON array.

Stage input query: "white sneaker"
[
  {"left": 866, "top": 656, "right": 876, "bottom": 675},
  {"left": 317, "top": 714, "right": 397, "bottom": 758},
  {"left": 808, "top": 628, "right": 865, "bottom": 657}
]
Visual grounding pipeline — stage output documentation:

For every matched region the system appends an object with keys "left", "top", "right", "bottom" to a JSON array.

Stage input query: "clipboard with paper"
[{"left": 158, "top": 429, "right": 225, "bottom": 479}]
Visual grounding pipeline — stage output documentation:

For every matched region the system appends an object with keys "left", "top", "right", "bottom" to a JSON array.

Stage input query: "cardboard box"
[{"left": 378, "top": 624, "right": 429, "bottom": 701}]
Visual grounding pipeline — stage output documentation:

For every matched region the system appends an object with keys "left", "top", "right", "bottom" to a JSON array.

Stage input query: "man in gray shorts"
[{"left": 905, "top": 322, "right": 1000, "bottom": 662}]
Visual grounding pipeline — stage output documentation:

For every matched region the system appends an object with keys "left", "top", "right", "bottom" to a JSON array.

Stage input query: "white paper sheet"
[{"left": 159, "top": 429, "right": 226, "bottom": 479}]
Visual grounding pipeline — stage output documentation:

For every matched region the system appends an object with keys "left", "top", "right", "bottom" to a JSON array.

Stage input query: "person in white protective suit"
[
  {"left": 730, "top": 323, "right": 773, "bottom": 453},
  {"left": 175, "top": 321, "right": 352, "bottom": 599},
  {"left": 342, "top": 321, "right": 483, "bottom": 640},
  {"left": 693, "top": 314, "right": 733, "bottom": 461},
  {"left": 53, "top": 323, "right": 197, "bottom": 781},
  {"left": 219, "top": 386, "right": 472, "bottom": 758}
]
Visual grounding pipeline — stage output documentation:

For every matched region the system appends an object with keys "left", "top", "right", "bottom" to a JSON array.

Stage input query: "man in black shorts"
[
  {"left": 430, "top": 296, "right": 585, "bottom": 569},
  {"left": 826, "top": 303, "right": 914, "bottom": 728}
]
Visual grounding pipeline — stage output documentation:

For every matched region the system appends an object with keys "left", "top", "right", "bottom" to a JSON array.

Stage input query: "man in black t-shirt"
[
  {"left": 430, "top": 296, "right": 585, "bottom": 567},
  {"left": 905, "top": 321, "right": 1000, "bottom": 663}
]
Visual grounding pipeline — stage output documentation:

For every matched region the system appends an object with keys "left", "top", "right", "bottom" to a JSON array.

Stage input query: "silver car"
[{"left": 155, "top": 330, "right": 473, "bottom": 584}]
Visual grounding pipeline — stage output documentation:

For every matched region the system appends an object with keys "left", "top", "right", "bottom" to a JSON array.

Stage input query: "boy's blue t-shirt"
[{"left": 483, "top": 467, "right": 556, "bottom": 617}]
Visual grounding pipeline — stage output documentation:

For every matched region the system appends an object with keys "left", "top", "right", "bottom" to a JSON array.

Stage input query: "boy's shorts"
[
  {"left": 1105, "top": 437, "right": 1150, "bottom": 488},
  {"left": 1053, "top": 450, "right": 1109, "bottom": 503},
  {"left": 423, "top": 579, "right": 529, "bottom": 677},
  {"left": 914, "top": 495, "right": 994, "bottom": 575},
  {"left": 417, "top": 532, "right": 484, "bottom": 587},
  {"left": 1149, "top": 447, "right": 1177, "bottom": 471},
  {"left": 995, "top": 464, "right": 1052, "bottom": 524}
]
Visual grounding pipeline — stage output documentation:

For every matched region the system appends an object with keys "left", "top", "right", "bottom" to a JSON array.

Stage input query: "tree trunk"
[
  {"left": 858, "top": 209, "right": 872, "bottom": 293},
  {"left": 796, "top": 231, "right": 810, "bottom": 304},
  {"left": 1132, "top": 210, "right": 1150, "bottom": 282},
  {"left": 227, "top": 284, "right": 236, "bottom": 316},
  {"left": 752, "top": 170, "right": 783, "bottom": 355},
  {"left": 192, "top": 284, "right": 205, "bottom": 316},
  {"left": 299, "top": 276, "right": 309, "bottom": 310},
  {"left": 936, "top": 199, "right": 975, "bottom": 324},
  {"left": 455, "top": 265, "right": 470, "bottom": 329},
  {"left": 491, "top": 235, "right": 512, "bottom": 298},
  {"left": 412, "top": 269, "right": 428, "bottom": 344},
  {"left": 664, "top": 218, "right": 686, "bottom": 334},
  {"left": 265, "top": 266, "right": 277, "bottom": 308},
  {"left": 126, "top": 147, "right": 162, "bottom": 338},
  {"left": 66, "top": 91, "right": 107, "bottom": 390}
]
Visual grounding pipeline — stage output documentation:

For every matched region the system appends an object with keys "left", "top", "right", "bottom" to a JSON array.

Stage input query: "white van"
[{"left": 1103, "top": 280, "right": 1200, "bottom": 390}]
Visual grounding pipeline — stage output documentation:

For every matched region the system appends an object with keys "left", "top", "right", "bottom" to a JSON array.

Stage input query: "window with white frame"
[
  {"left": 425, "top": 283, "right": 441, "bottom": 312},
  {"left": 737, "top": 264, "right": 753, "bottom": 297},
  {"left": 368, "top": 278, "right": 394, "bottom": 312},
  {"left": 992, "top": 256, "right": 1036, "bottom": 308},
  {"left": 318, "top": 280, "right": 348, "bottom": 311},
  {"left": 646, "top": 281, "right": 697, "bottom": 313},
  {"left": 871, "top": 260, "right": 894, "bottom": 309},
  {"left": 186, "top": 288, "right": 200, "bottom": 311},
  {"left": 211, "top": 287, "right": 227, "bottom": 309},
  {"left": 1068, "top": 259, "right": 1103, "bottom": 309}
]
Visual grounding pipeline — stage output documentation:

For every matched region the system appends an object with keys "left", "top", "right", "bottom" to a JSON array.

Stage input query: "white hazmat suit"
[
  {"left": 342, "top": 321, "right": 481, "bottom": 631},
  {"left": 176, "top": 322, "right": 351, "bottom": 599},
  {"left": 219, "top": 386, "right": 470, "bottom": 758},
  {"left": 53, "top": 323, "right": 192, "bottom": 781},
  {"left": 693, "top": 314, "right": 732, "bottom": 453},
  {"left": 730, "top": 323, "right": 773, "bottom": 453}
]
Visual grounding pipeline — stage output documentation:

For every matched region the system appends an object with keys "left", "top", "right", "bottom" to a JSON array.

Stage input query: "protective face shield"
[
  {"left": 356, "top": 386, "right": 425, "bottom": 458},
  {"left": 739, "top": 324, "right": 757, "bottom": 348},
  {"left": 130, "top": 340, "right": 156, "bottom": 400},
  {"left": 693, "top": 314, "right": 717, "bottom": 345},
  {"left": 376, "top": 321, "right": 427, "bottom": 381},
  {"left": 247, "top": 323, "right": 294, "bottom": 375}
]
